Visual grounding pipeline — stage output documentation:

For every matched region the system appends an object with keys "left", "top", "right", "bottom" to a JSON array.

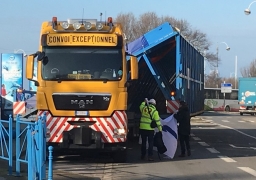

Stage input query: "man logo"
[{"left": 71, "top": 99, "right": 93, "bottom": 108}]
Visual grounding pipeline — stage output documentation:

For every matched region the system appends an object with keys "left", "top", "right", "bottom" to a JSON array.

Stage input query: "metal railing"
[
  {"left": 0, "top": 115, "right": 13, "bottom": 175},
  {"left": 0, "top": 112, "right": 53, "bottom": 179}
]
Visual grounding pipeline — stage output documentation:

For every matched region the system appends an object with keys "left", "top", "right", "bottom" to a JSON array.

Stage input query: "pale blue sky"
[{"left": 0, "top": 0, "right": 255, "bottom": 78}]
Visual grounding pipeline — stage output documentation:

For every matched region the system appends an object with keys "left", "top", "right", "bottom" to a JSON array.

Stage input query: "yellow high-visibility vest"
[{"left": 139, "top": 102, "right": 162, "bottom": 131}]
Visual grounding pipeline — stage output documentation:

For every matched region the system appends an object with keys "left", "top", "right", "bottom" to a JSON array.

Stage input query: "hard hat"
[{"left": 148, "top": 99, "right": 156, "bottom": 105}]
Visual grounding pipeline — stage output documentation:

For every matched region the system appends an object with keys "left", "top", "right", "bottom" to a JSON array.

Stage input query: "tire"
[
  {"left": 240, "top": 112, "right": 243, "bottom": 116},
  {"left": 112, "top": 149, "right": 127, "bottom": 163},
  {"left": 251, "top": 113, "right": 255, "bottom": 116},
  {"left": 225, "top": 106, "right": 230, "bottom": 112}
]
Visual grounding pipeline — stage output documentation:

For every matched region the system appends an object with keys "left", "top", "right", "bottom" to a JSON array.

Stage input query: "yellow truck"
[{"left": 26, "top": 16, "right": 138, "bottom": 162}]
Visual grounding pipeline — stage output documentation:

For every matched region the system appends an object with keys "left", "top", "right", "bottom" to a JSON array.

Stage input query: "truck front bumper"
[{"left": 239, "top": 110, "right": 256, "bottom": 113}]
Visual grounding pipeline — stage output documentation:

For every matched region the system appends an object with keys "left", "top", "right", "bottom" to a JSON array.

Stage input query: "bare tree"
[
  {"left": 204, "top": 71, "right": 238, "bottom": 88},
  {"left": 205, "top": 71, "right": 219, "bottom": 88},
  {"left": 205, "top": 52, "right": 218, "bottom": 68},
  {"left": 137, "top": 12, "right": 161, "bottom": 33},
  {"left": 115, "top": 12, "right": 137, "bottom": 42},
  {"left": 115, "top": 12, "right": 216, "bottom": 71},
  {"left": 222, "top": 77, "right": 238, "bottom": 89},
  {"left": 185, "top": 30, "right": 210, "bottom": 52},
  {"left": 160, "top": 16, "right": 191, "bottom": 35},
  {"left": 240, "top": 59, "right": 256, "bottom": 77}
]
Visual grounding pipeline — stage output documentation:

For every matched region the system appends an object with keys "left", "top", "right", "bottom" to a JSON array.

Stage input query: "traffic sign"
[
  {"left": 221, "top": 83, "right": 232, "bottom": 93},
  {"left": 221, "top": 83, "right": 232, "bottom": 87}
]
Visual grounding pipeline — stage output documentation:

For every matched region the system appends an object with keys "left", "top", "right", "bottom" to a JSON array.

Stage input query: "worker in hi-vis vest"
[{"left": 139, "top": 98, "right": 162, "bottom": 161}]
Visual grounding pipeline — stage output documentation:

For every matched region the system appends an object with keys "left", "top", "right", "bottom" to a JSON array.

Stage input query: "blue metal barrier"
[
  {"left": 1, "top": 112, "right": 53, "bottom": 179},
  {"left": 48, "top": 146, "right": 53, "bottom": 180},
  {"left": 16, "top": 112, "right": 52, "bottom": 180},
  {"left": 0, "top": 115, "right": 13, "bottom": 175},
  {"left": 15, "top": 114, "right": 36, "bottom": 177}
]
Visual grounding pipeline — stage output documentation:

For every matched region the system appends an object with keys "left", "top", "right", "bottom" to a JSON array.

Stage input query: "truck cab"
[
  {"left": 26, "top": 16, "right": 138, "bottom": 162},
  {"left": 238, "top": 77, "right": 256, "bottom": 115}
]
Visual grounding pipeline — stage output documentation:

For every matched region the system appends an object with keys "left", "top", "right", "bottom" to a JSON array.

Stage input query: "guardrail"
[
  {"left": 0, "top": 112, "right": 53, "bottom": 180},
  {"left": 0, "top": 115, "right": 13, "bottom": 175}
]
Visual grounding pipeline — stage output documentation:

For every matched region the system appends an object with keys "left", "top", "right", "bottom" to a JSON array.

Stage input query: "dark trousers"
[
  {"left": 140, "top": 129, "right": 154, "bottom": 157},
  {"left": 179, "top": 134, "right": 190, "bottom": 154}
]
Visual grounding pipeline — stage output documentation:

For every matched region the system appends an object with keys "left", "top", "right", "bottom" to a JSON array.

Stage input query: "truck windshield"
[{"left": 42, "top": 47, "right": 123, "bottom": 81}]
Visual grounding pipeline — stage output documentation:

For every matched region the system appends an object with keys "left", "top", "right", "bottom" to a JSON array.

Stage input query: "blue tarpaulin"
[{"left": 126, "top": 36, "right": 149, "bottom": 55}]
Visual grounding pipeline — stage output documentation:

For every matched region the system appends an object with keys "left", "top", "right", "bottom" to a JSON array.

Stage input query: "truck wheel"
[
  {"left": 112, "top": 149, "right": 127, "bottom": 163},
  {"left": 251, "top": 113, "right": 255, "bottom": 116},
  {"left": 225, "top": 106, "right": 230, "bottom": 112},
  {"left": 240, "top": 112, "right": 243, "bottom": 115}
]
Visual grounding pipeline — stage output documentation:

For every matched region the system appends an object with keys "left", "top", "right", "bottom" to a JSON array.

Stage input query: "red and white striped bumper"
[{"left": 38, "top": 110, "right": 128, "bottom": 144}]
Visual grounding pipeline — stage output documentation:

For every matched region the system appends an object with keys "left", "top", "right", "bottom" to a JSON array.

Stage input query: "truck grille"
[{"left": 52, "top": 93, "right": 111, "bottom": 110}]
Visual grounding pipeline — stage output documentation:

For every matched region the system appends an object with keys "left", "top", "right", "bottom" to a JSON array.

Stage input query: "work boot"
[
  {"left": 187, "top": 150, "right": 191, "bottom": 156},
  {"left": 178, "top": 154, "right": 185, "bottom": 157},
  {"left": 148, "top": 156, "right": 154, "bottom": 161}
]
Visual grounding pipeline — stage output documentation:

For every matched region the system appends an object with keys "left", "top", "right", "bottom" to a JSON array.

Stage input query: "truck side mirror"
[
  {"left": 130, "top": 56, "right": 138, "bottom": 80},
  {"left": 26, "top": 55, "right": 34, "bottom": 80},
  {"left": 37, "top": 51, "right": 45, "bottom": 61}
]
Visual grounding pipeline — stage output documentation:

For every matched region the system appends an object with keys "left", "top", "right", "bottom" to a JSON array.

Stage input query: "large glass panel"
[
  {"left": 42, "top": 46, "right": 123, "bottom": 81},
  {"left": 204, "top": 88, "right": 238, "bottom": 100}
]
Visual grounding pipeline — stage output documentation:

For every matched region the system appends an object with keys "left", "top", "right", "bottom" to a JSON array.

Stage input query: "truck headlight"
[
  {"left": 114, "top": 128, "right": 126, "bottom": 135},
  {"left": 84, "top": 22, "right": 92, "bottom": 30},
  {"left": 61, "top": 21, "right": 69, "bottom": 29},
  {"left": 96, "top": 23, "right": 103, "bottom": 30},
  {"left": 73, "top": 22, "right": 81, "bottom": 30}
]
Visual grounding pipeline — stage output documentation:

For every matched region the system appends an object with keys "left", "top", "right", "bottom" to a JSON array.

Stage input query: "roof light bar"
[
  {"left": 61, "top": 21, "right": 69, "bottom": 29},
  {"left": 51, "top": 18, "right": 113, "bottom": 32},
  {"left": 96, "top": 23, "right": 103, "bottom": 30},
  {"left": 73, "top": 22, "right": 81, "bottom": 30},
  {"left": 84, "top": 22, "right": 92, "bottom": 30}
]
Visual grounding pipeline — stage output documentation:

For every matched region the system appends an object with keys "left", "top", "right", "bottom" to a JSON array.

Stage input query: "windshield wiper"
[
  {"left": 56, "top": 78, "right": 77, "bottom": 83},
  {"left": 46, "top": 77, "right": 109, "bottom": 83},
  {"left": 101, "top": 78, "right": 109, "bottom": 83}
]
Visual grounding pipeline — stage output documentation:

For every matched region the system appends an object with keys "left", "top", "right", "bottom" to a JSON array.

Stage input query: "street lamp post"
[
  {"left": 244, "top": 1, "right": 256, "bottom": 15},
  {"left": 216, "top": 42, "right": 230, "bottom": 79},
  {"left": 14, "top": 49, "right": 27, "bottom": 57}
]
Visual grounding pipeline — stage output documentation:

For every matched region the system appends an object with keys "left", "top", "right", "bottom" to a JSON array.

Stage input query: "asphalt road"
[
  {"left": 48, "top": 112, "right": 256, "bottom": 179},
  {"left": 2, "top": 112, "right": 256, "bottom": 179},
  {"left": 196, "top": 111, "right": 256, "bottom": 178}
]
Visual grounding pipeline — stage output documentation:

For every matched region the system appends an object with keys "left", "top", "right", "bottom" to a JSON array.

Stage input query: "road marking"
[
  {"left": 218, "top": 156, "right": 236, "bottom": 162},
  {"left": 192, "top": 137, "right": 201, "bottom": 140},
  {"left": 216, "top": 123, "right": 256, "bottom": 140},
  {"left": 238, "top": 167, "right": 256, "bottom": 177},
  {"left": 206, "top": 148, "right": 220, "bottom": 153},
  {"left": 198, "top": 142, "right": 209, "bottom": 146},
  {"left": 230, "top": 144, "right": 256, "bottom": 150},
  {"left": 242, "top": 119, "right": 255, "bottom": 123},
  {"left": 190, "top": 133, "right": 195, "bottom": 136},
  {"left": 222, "top": 120, "right": 229, "bottom": 122},
  {"left": 238, "top": 121, "right": 245, "bottom": 123},
  {"left": 198, "top": 127, "right": 215, "bottom": 129}
]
